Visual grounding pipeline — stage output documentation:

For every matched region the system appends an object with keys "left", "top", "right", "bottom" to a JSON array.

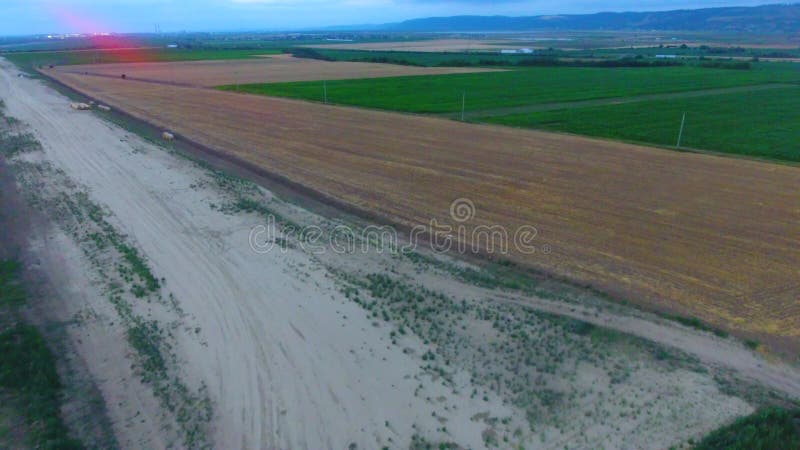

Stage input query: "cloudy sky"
[{"left": 0, "top": 0, "right": 774, "bottom": 36}]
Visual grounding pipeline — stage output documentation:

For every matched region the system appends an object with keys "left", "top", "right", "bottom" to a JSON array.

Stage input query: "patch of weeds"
[
  {"left": 745, "top": 339, "right": 760, "bottom": 350},
  {"left": 661, "top": 313, "right": 729, "bottom": 338},
  {"left": 695, "top": 407, "right": 800, "bottom": 450},
  {"left": 403, "top": 250, "right": 438, "bottom": 268},
  {"left": 114, "top": 242, "right": 160, "bottom": 293},
  {"left": 0, "top": 324, "right": 84, "bottom": 449},
  {"left": 410, "top": 434, "right": 460, "bottom": 450},
  {"left": 0, "top": 260, "right": 26, "bottom": 308},
  {"left": 0, "top": 131, "right": 41, "bottom": 158},
  {"left": 126, "top": 320, "right": 168, "bottom": 384},
  {"left": 447, "top": 259, "right": 540, "bottom": 292},
  {"left": 0, "top": 258, "right": 84, "bottom": 449},
  {"left": 223, "top": 197, "right": 302, "bottom": 234}
]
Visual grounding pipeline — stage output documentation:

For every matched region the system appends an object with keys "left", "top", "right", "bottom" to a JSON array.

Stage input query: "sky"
[{"left": 0, "top": 0, "right": 778, "bottom": 36}]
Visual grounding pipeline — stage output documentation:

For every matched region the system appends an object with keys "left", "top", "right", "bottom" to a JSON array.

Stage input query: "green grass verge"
[
  {"left": 695, "top": 407, "right": 800, "bottom": 450},
  {"left": 0, "top": 260, "right": 84, "bottom": 449},
  {"left": 219, "top": 64, "right": 798, "bottom": 114},
  {"left": 483, "top": 85, "right": 800, "bottom": 162}
]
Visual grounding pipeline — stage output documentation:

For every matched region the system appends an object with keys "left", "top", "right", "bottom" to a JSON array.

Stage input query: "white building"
[{"left": 501, "top": 48, "right": 535, "bottom": 55}]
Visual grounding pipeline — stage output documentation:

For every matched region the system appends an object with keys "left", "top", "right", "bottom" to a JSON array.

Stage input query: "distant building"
[
  {"left": 655, "top": 54, "right": 677, "bottom": 59},
  {"left": 501, "top": 48, "right": 535, "bottom": 55}
]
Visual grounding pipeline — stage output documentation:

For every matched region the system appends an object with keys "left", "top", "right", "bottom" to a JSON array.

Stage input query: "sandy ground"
[
  {"left": 2, "top": 58, "right": 799, "bottom": 448},
  {"left": 51, "top": 53, "right": 500, "bottom": 87},
  {"left": 43, "top": 69, "right": 800, "bottom": 354},
  {"left": 1, "top": 59, "right": 512, "bottom": 449}
]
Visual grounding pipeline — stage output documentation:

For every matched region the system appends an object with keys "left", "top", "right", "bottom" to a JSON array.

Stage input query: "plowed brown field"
[
  {"left": 51, "top": 54, "right": 500, "bottom": 87},
  {"left": 47, "top": 70, "right": 800, "bottom": 353}
]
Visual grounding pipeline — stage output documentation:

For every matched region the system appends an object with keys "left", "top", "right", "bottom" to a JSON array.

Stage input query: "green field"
[
  {"left": 292, "top": 47, "right": 560, "bottom": 66},
  {"left": 223, "top": 64, "right": 800, "bottom": 114},
  {"left": 483, "top": 86, "right": 800, "bottom": 161},
  {"left": 2, "top": 48, "right": 282, "bottom": 69}
]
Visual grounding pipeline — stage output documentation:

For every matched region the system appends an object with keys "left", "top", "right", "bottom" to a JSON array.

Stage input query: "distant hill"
[{"left": 376, "top": 4, "right": 800, "bottom": 33}]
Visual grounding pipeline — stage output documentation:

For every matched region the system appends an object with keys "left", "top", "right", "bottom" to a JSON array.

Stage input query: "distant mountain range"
[{"left": 364, "top": 4, "right": 800, "bottom": 33}]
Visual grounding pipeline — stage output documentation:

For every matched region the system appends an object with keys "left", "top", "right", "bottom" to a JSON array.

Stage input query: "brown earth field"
[
  {"left": 45, "top": 70, "right": 800, "bottom": 355},
  {"left": 50, "top": 53, "right": 501, "bottom": 87}
]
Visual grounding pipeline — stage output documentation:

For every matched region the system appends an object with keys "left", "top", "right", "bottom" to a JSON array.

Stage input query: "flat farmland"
[
  {"left": 484, "top": 85, "right": 800, "bottom": 161},
  {"left": 50, "top": 53, "right": 501, "bottom": 87},
  {"left": 305, "top": 39, "right": 513, "bottom": 52},
  {"left": 47, "top": 71, "right": 800, "bottom": 353},
  {"left": 233, "top": 64, "right": 799, "bottom": 113}
]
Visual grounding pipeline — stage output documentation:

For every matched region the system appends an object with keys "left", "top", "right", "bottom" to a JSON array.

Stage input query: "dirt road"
[{"left": 1, "top": 59, "right": 510, "bottom": 449}]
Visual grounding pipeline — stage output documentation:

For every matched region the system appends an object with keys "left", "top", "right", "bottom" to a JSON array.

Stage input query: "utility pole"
[
  {"left": 676, "top": 112, "right": 686, "bottom": 148},
  {"left": 461, "top": 92, "right": 466, "bottom": 121}
]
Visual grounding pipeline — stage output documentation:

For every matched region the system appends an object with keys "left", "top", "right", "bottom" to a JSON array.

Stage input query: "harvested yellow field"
[
  {"left": 51, "top": 53, "right": 501, "bottom": 87},
  {"left": 48, "top": 71, "right": 800, "bottom": 353}
]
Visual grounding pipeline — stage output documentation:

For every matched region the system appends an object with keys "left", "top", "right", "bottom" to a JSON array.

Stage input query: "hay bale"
[
  {"left": 161, "top": 131, "right": 175, "bottom": 141},
  {"left": 98, "top": 105, "right": 112, "bottom": 112},
  {"left": 70, "top": 102, "right": 91, "bottom": 110}
]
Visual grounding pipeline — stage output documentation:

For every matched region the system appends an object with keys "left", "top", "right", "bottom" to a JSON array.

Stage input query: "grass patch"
[
  {"left": 3, "top": 48, "right": 281, "bottom": 70},
  {"left": 695, "top": 407, "right": 800, "bottom": 450},
  {"left": 659, "top": 313, "right": 729, "bottom": 338},
  {"left": 484, "top": 85, "right": 800, "bottom": 162},
  {"left": 0, "top": 260, "right": 26, "bottom": 308},
  {"left": 0, "top": 260, "right": 84, "bottom": 449},
  {"left": 0, "top": 324, "right": 83, "bottom": 450}
]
